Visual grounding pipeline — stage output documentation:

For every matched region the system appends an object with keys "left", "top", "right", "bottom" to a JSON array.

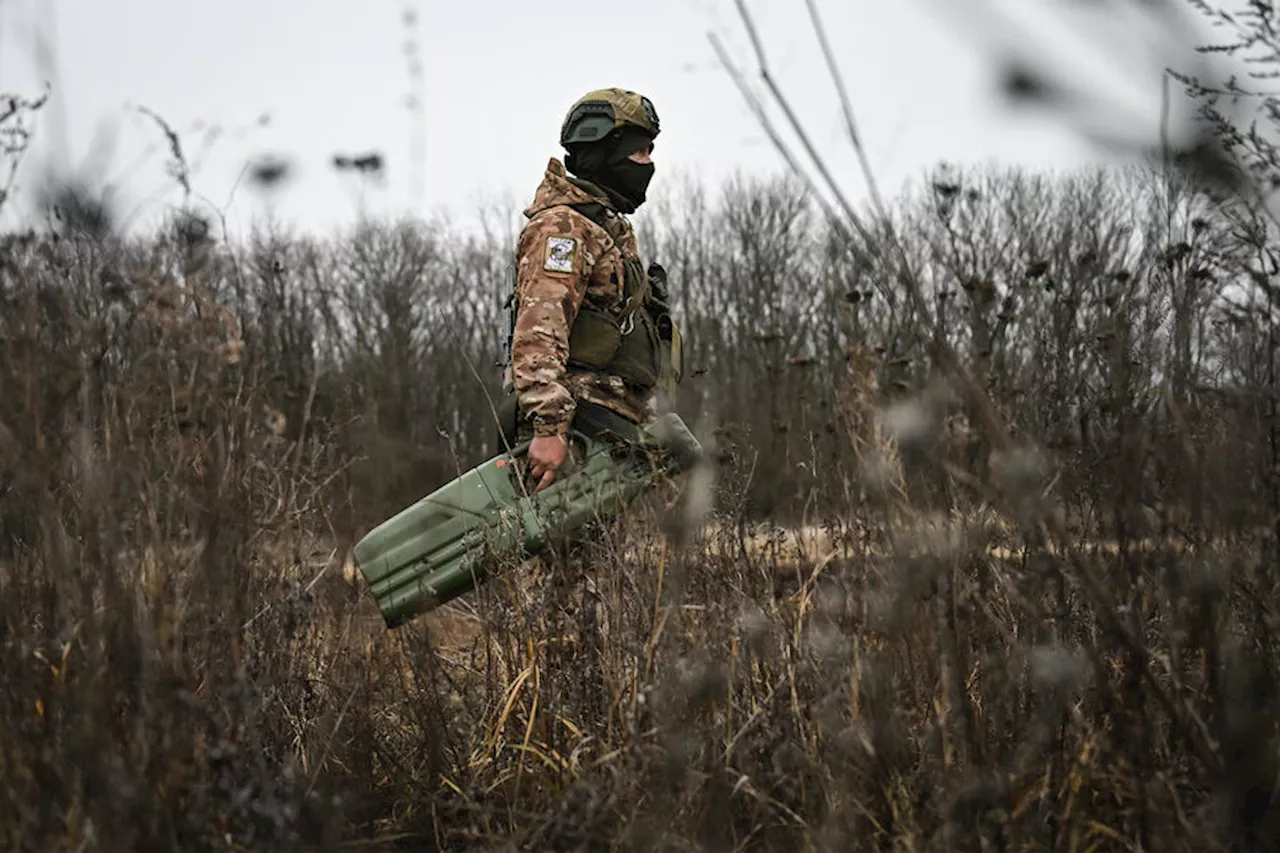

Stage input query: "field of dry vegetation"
[
  {"left": 6, "top": 152, "right": 1280, "bottom": 851},
  {"left": 8, "top": 8, "right": 1280, "bottom": 846}
]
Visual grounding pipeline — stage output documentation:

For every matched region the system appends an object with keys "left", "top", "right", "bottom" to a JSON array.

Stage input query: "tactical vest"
[{"left": 506, "top": 200, "right": 683, "bottom": 401}]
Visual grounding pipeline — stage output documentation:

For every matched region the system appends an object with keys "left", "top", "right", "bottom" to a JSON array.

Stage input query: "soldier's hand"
[{"left": 527, "top": 434, "right": 569, "bottom": 493}]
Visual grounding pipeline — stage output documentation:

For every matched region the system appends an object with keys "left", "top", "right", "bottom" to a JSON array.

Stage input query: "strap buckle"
[{"left": 619, "top": 297, "right": 636, "bottom": 335}]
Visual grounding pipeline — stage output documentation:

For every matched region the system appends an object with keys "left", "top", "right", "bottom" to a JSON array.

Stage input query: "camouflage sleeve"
[{"left": 510, "top": 208, "right": 593, "bottom": 437}]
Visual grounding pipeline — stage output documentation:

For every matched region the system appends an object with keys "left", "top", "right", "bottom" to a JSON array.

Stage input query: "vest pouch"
[
  {"left": 609, "top": 308, "right": 662, "bottom": 389},
  {"left": 567, "top": 304, "right": 623, "bottom": 370}
]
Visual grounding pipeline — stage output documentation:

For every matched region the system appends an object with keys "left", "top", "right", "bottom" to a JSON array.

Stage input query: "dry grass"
[{"left": 5, "top": 155, "right": 1280, "bottom": 853}]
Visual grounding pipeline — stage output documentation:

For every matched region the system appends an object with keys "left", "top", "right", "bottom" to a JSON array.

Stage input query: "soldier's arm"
[{"left": 510, "top": 209, "right": 593, "bottom": 437}]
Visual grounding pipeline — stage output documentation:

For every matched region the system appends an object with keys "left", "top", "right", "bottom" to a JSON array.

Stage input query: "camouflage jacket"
[{"left": 507, "top": 157, "right": 655, "bottom": 438}]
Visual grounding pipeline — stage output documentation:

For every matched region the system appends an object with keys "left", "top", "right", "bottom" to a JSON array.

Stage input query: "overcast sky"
[{"left": 0, "top": 0, "right": 1226, "bottom": 241}]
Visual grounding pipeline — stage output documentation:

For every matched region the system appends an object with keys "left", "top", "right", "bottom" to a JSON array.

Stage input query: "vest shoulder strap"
[{"left": 565, "top": 200, "right": 611, "bottom": 229}]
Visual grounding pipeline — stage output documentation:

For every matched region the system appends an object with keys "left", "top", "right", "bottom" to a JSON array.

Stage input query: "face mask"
[
  {"left": 566, "top": 130, "right": 656, "bottom": 213},
  {"left": 601, "top": 158, "right": 655, "bottom": 211}
]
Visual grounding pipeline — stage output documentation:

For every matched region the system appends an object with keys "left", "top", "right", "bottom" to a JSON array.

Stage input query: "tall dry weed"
[{"left": 3, "top": 142, "right": 1280, "bottom": 851}]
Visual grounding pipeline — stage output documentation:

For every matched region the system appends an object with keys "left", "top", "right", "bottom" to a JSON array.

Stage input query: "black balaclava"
[{"left": 565, "top": 127, "right": 654, "bottom": 214}]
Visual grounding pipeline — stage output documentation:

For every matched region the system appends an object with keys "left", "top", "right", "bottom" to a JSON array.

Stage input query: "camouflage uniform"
[
  {"left": 497, "top": 91, "right": 685, "bottom": 669},
  {"left": 503, "top": 88, "right": 680, "bottom": 444},
  {"left": 507, "top": 158, "right": 655, "bottom": 437}
]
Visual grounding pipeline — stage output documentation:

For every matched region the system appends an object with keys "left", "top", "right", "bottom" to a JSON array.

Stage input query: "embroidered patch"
[{"left": 544, "top": 236, "right": 577, "bottom": 273}]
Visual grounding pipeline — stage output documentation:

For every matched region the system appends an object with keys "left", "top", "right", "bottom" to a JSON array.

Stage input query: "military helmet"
[{"left": 560, "top": 88, "right": 660, "bottom": 148}]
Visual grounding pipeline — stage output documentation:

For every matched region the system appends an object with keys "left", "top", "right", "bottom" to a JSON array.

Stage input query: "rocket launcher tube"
[{"left": 353, "top": 410, "right": 703, "bottom": 628}]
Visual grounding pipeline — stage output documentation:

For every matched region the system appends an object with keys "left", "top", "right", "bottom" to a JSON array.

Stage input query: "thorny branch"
[{"left": 0, "top": 85, "right": 51, "bottom": 216}]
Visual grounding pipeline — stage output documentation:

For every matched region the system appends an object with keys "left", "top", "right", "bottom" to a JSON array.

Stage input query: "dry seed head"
[
  {"left": 770, "top": 741, "right": 808, "bottom": 777},
  {"left": 658, "top": 727, "right": 699, "bottom": 783},
  {"left": 948, "top": 769, "right": 1010, "bottom": 826},
  {"left": 877, "top": 397, "right": 935, "bottom": 448},
  {"left": 1027, "top": 643, "right": 1090, "bottom": 695},
  {"left": 865, "top": 578, "right": 911, "bottom": 635},
  {"left": 813, "top": 581, "right": 848, "bottom": 621},
  {"left": 833, "top": 724, "right": 876, "bottom": 763},
  {"left": 811, "top": 688, "right": 849, "bottom": 735},
  {"left": 807, "top": 620, "right": 846, "bottom": 664},
  {"left": 857, "top": 448, "right": 898, "bottom": 492},
  {"left": 673, "top": 650, "right": 728, "bottom": 710},
  {"left": 989, "top": 444, "right": 1050, "bottom": 499},
  {"left": 736, "top": 600, "right": 772, "bottom": 656}
]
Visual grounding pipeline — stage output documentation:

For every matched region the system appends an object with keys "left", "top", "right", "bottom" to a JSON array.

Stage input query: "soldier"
[{"left": 500, "top": 88, "right": 683, "bottom": 493}]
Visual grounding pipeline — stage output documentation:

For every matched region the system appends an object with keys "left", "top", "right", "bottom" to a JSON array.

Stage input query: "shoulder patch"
[{"left": 544, "top": 235, "right": 577, "bottom": 274}]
